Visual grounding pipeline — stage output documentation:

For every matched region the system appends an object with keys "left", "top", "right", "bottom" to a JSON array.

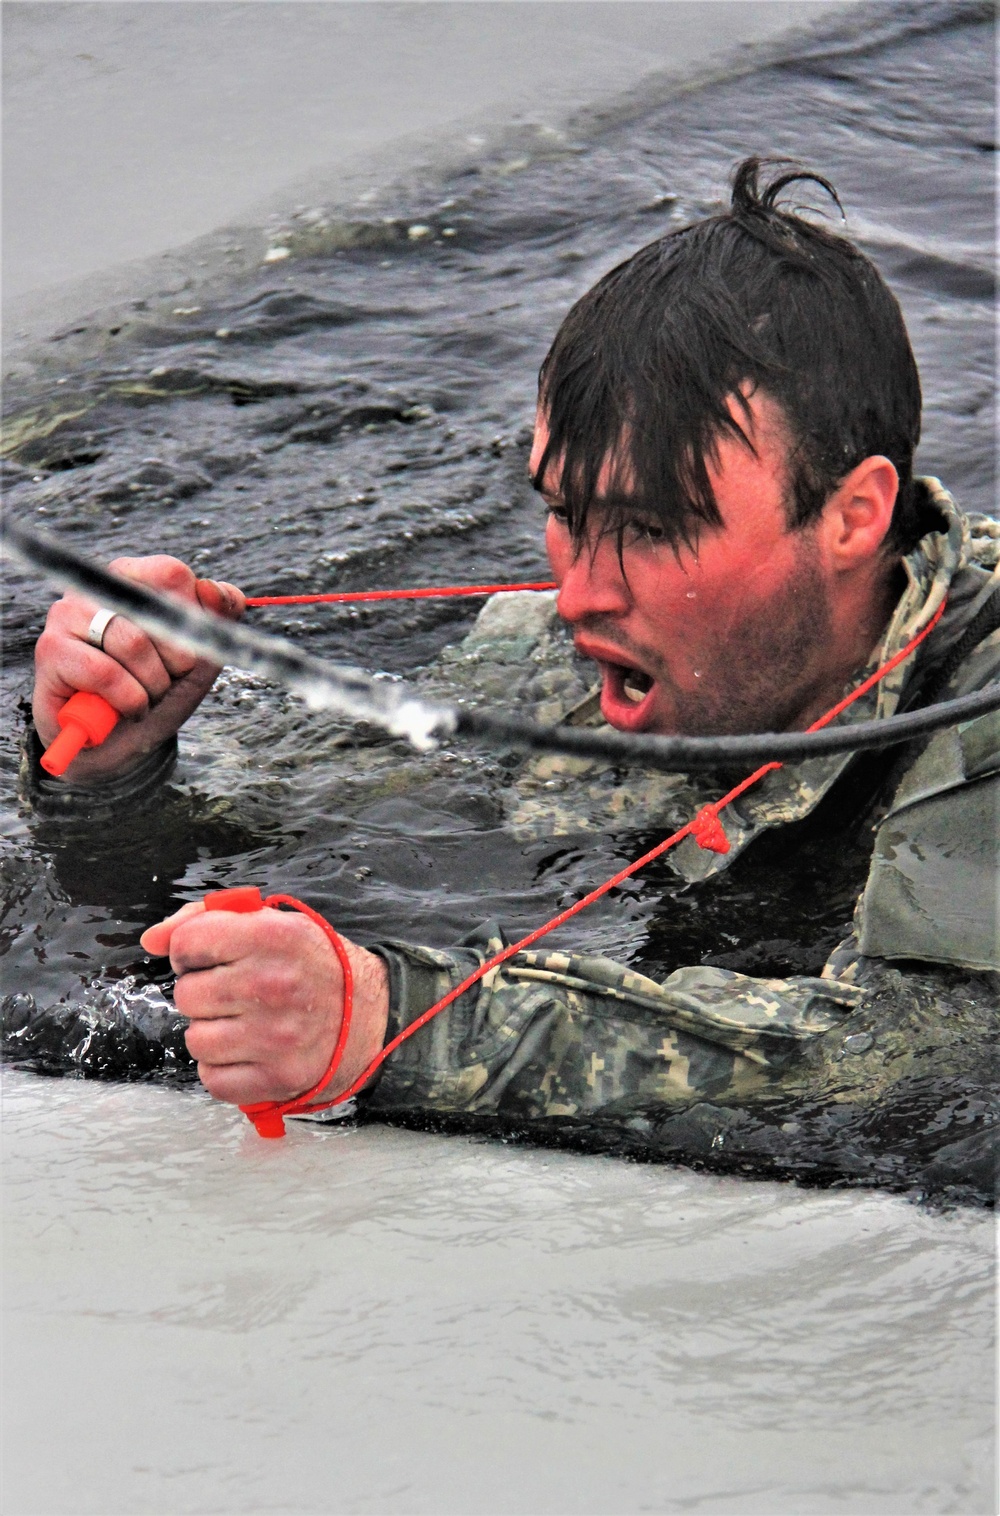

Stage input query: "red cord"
[
  {"left": 210, "top": 599, "right": 946, "bottom": 1137},
  {"left": 245, "top": 581, "right": 558, "bottom": 607}
]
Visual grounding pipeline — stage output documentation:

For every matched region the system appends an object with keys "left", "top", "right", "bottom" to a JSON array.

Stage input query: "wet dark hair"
[{"left": 533, "top": 156, "right": 923, "bottom": 555}]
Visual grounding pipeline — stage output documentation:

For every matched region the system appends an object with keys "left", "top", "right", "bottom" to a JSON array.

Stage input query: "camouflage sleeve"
[
  {"left": 366, "top": 924, "right": 863, "bottom": 1121},
  {"left": 855, "top": 630, "right": 1000, "bottom": 973}
]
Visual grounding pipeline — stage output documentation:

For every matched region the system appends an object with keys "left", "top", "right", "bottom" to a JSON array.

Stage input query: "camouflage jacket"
[{"left": 365, "top": 480, "right": 1000, "bottom": 1135}]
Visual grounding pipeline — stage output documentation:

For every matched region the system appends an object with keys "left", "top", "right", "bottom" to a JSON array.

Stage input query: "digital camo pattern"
[
  {"left": 370, "top": 926, "right": 997, "bottom": 1125},
  {"left": 367, "top": 929, "right": 998, "bottom": 1200},
  {"left": 371, "top": 928, "right": 864, "bottom": 1117}
]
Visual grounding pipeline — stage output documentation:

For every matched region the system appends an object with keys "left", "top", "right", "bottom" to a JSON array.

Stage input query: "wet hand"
[
  {"left": 140, "top": 904, "right": 390, "bottom": 1107},
  {"left": 32, "top": 555, "right": 246, "bottom": 782}
]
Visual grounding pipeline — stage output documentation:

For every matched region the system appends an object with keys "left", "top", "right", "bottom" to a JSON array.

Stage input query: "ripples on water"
[{"left": 2, "top": 0, "right": 996, "bottom": 1203}]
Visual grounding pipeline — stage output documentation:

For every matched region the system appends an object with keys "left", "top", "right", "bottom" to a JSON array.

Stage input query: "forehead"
[
  {"left": 529, "top": 408, "right": 635, "bottom": 501},
  {"left": 530, "top": 391, "right": 792, "bottom": 505},
  {"left": 528, "top": 409, "right": 552, "bottom": 482}
]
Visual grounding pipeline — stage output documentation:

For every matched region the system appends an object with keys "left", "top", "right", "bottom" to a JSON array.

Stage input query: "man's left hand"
[{"left": 140, "top": 905, "right": 390, "bottom": 1106}]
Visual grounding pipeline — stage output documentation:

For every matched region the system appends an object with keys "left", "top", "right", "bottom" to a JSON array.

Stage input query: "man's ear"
[{"left": 820, "top": 455, "right": 898, "bottom": 570}]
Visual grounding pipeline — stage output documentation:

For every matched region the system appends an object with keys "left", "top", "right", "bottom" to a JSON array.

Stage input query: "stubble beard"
[{"left": 662, "top": 554, "right": 835, "bottom": 736}]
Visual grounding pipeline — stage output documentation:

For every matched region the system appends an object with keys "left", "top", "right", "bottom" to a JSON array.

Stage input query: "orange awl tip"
[
  {"left": 204, "top": 886, "right": 265, "bottom": 913},
  {"left": 40, "top": 692, "right": 120, "bottom": 776}
]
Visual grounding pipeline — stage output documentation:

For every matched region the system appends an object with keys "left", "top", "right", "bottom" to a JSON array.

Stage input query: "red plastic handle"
[
  {"left": 204, "top": 887, "right": 265, "bottom": 914},
  {"left": 40, "top": 692, "right": 120, "bottom": 776}
]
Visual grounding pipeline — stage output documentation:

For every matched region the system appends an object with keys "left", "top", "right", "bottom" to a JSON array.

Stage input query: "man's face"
[{"left": 532, "top": 392, "right": 833, "bottom": 737}]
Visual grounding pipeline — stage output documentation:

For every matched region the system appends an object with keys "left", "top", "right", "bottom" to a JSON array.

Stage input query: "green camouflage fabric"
[
  {"left": 370, "top": 929, "right": 863, "bottom": 1117},
  {"left": 367, "top": 480, "right": 1000, "bottom": 1128},
  {"left": 367, "top": 925, "right": 997, "bottom": 1131}
]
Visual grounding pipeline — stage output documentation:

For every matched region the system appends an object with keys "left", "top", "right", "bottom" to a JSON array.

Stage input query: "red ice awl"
[
  {"left": 37, "top": 582, "right": 557, "bottom": 769},
  {"left": 39, "top": 692, "right": 119, "bottom": 776},
  {"left": 203, "top": 886, "right": 355, "bottom": 1139}
]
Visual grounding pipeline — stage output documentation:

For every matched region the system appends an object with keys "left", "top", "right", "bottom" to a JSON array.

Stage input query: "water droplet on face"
[
  {"left": 693, "top": 670, "right": 703, "bottom": 678},
  {"left": 685, "top": 590, "right": 697, "bottom": 599}
]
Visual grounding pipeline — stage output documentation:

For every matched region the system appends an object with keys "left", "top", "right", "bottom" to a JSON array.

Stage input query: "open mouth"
[
  {"left": 598, "top": 655, "right": 658, "bottom": 730},
  {"left": 572, "top": 635, "right": 660, "bottom": 731}
]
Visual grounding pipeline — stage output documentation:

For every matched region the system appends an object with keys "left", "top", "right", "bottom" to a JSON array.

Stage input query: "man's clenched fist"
[
  {"left": 140, "top": 904, "right": 390, "bottom": 1107},
  {"left": 33, "top": 555, "right": 245, "bottom": 783}
]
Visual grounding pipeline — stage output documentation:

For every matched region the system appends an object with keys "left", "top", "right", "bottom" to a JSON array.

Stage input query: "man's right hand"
[{"left": 32, "top": 555, "right": 246, "bottom": 784}]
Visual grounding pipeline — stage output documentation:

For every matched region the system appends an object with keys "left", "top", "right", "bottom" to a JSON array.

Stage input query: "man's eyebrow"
[
  {"left": 529, "top": 472, "right": 646, "bottom": 513},
  {"left": 598, "top": 491, "right": 644, "bottom": 513}
]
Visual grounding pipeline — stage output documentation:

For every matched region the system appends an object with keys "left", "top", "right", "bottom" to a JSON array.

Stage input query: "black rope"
[
  {"left": 2, "top": 522, "right": 454, "bottom": 749},
  {"left": 5, "top": 521, "right": 999, "bottom": 773},
  {"left": 453, "top": 686, "right": 1000, "bottom": 770},
  {"left": 901, "top": 582, "right": 1000, "bottom": 710}
]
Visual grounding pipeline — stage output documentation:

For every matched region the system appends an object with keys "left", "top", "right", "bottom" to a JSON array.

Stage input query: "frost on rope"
[{"left": 3, "top": 522, "right": 456, "bottom": 751}]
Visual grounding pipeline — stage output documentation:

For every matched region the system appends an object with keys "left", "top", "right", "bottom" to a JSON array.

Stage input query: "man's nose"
[{"left": 556, "top": 535, "right": 631, "bottom": 624}]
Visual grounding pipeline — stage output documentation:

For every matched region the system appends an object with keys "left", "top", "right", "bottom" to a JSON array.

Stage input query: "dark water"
[{"left": 2, "top": 0, "right": 996, "bottom": 1201}]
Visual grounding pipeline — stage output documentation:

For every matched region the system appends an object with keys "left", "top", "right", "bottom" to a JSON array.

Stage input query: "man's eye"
[
  {"left": 547, "top": 503, "right": 570, "bottom": 526},
  {"left": 625, "top": 518, "right": 666, "bottom": 544}
]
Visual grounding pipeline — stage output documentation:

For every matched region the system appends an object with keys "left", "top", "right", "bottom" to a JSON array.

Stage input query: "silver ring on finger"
[{"left": 86, "top": 607, "right": 118, "bottom": 651}]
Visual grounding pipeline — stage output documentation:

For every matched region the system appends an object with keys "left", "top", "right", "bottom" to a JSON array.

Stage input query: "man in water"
[{"left": 28, "top": 160, "right": 999, "bottom": 1148}]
